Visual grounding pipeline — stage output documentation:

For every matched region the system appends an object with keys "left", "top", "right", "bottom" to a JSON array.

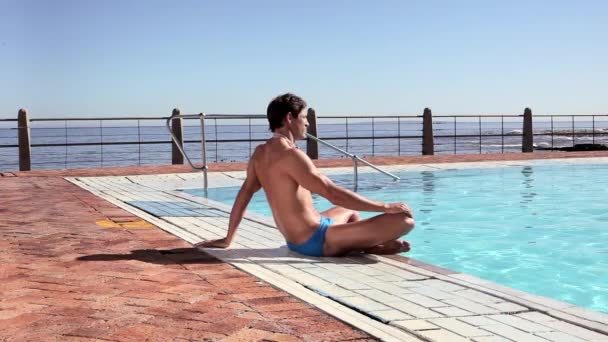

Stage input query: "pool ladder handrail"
[
  {"left": 166, "top": 113, "right": 400, "bottom": 193},
  {"left": 166, "top": 113, "right": 209, "bottom": 193},
  {"left": 305, "top": 132, "right": 400, "bottom": 192}
]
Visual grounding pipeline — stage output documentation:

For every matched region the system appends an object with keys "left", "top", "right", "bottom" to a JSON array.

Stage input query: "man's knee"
[{"left": 399, "top": 214, "right": 415, "bottom": 235}]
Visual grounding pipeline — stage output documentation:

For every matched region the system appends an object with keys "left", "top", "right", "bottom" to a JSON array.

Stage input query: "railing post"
[
  {"left": 306, "top": 108, "right": 319, "bottom": 159},
  {"left": 522, "top": 107, "right": 533, "bottom": 153},
  {"left": 171, "top": 108, "right": 184, "bottom": 164},
  {"left": 18, "top": 108, "right": 31, "bottom": 171},
  {"left": 422, "top": 107, "right": 434, "bottom": 155}
]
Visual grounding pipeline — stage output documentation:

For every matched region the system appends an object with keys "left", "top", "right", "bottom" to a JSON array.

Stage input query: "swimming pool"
[{"left": 184, "top": 162, "right": 608, "bottom": 314}]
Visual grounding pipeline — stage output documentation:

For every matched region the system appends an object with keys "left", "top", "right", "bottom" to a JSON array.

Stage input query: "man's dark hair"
[{"left": 266, "top": 93, "right": 307, "bottom": 131}]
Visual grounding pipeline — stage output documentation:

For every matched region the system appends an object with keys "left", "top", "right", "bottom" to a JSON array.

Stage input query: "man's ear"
[{"left": 285, "top": 112, "right": 293, "bottom": 124}]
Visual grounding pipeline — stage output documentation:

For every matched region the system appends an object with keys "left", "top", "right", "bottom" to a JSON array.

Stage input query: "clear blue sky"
[{"left": 1, "top": 0, "right": 606, "bottom": 117}]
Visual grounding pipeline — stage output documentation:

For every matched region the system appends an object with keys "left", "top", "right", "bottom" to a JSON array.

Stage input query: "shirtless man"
[{"left": 195, "top": 93, "right": 415, "bottom": 256}]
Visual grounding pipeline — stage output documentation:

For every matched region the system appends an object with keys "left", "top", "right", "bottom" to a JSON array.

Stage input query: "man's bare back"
[
  {"left": 251, "top": 138, "right": 326, "bottom": 245},
  {"left": 195, "top": 93, "right": 415, "bottom": 256}
]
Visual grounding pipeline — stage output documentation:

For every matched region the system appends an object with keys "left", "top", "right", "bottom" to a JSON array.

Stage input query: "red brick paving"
[
  {"left": 0, "top": 171, "right": 374, "bottom": 341},
  {"left": 1, "top": 151, "right": 607, "bottom": 341}
]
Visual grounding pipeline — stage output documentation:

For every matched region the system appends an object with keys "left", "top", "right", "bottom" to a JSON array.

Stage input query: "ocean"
[{"left": 1, "top": 117, "right": 607, "bottom": 172}]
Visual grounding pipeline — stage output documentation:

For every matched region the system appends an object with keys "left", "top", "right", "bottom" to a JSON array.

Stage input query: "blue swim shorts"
[{"left": 286, "top": 216, "right": 334, "bottom": 257}]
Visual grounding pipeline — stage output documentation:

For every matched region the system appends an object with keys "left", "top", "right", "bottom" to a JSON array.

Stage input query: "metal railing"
[
  {"left": 2, "top": 110, "right": 608, "bottom": 172},
  {"left": 433, "top": 115, "right": 524, "bottom": 154},
  {"left": 165, "top": 113, "right": 399, "bottom": 192},
  {"left": 0, "top": 116, "right": 181, "bottom": 170},
  {"left": 431, "top": 114, "right": 608, "bottom": 154},
  {"left": 317, "top": 116, "right": 423, "bottom": 157},
  {"left": 532, "top": 115, "right": 608, "bottom": 150}
]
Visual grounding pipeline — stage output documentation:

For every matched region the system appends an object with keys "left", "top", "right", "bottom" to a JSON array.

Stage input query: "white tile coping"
[{"left": 66, "top": 157, "right": 608, "bottom": 341}]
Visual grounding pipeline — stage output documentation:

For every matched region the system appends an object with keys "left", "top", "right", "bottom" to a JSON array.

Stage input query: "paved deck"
[
  {"left": 2, "top": 152, "right": 608, "bottom": 341},
  {"left": 0, "top": 169, "right": 373, "bottom": 341}
]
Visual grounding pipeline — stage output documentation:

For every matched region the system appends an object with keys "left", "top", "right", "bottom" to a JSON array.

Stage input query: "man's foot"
[{"left": 364, "top": 240, "right": 410, "bottom": 255}]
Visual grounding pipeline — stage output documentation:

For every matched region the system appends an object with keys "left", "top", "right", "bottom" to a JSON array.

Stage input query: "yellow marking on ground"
[
  {"left": 96, "top": 219, "right": 120, "bottom": 228},
  {"left": 96, "top": 218, "right": 154, "bottom": 229},
  {"left": 119, "top": 220, "right": 154, "bottom": 229}
]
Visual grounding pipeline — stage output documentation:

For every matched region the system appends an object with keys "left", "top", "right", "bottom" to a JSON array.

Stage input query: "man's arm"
[
  {"left": 286, "top": 149, "right": 411, "bottom": 215},
  {"left": 194, "top": 155, "right": 261, "bottom": 248}
]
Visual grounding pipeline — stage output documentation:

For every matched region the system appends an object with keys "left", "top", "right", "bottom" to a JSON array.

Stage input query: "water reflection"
[
  {"left": 520, "top": 166, "right": 537, "bottom": 206},
  {"left": 420, "top": 171, "right": 436, "bottom": 214}
]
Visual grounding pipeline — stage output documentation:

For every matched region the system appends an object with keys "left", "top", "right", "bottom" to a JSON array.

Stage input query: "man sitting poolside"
[{"left": 195, "top": 93, "right": 415, "bottom": 257}]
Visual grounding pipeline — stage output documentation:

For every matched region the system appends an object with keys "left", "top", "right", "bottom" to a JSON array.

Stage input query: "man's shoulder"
[
  {"left": 279, "top": 148, "right": 317, "bottom": 178},
  {"left": 284, "top": 145, "right": 310, "bottom": 162},
  {"left": 251, "top": 142, "right": 275, "bottom": 159},
  {"left": 252, "top": 143, "right": 265, "bottom": 156},
  {"left": 251, "top": 141, "right": 309, "bottom": 164}
]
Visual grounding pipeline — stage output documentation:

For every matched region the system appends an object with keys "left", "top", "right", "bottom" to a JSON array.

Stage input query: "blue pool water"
[{"left": 185, "top": 162, "right": 608, "bottom": 313}]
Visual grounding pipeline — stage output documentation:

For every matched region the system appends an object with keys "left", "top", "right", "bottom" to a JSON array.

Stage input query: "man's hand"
[
  {"left": 383, "top": 202, "right": 414, "bottom": 218},
  {"left": 194, "top": 237, "right": 231, "bottom": 249}
]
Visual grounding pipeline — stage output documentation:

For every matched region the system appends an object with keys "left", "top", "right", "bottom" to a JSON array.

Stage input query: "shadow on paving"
[
  {"left": 77, "top": 248, "right": 223, "bottom": 265},
  {"left": 77, "top": 247, "right": 378, "bottom": 265}
]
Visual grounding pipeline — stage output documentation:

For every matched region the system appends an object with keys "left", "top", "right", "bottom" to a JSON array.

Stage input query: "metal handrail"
[
  {"left": 305, "top": 133, "right": 399, "bottom": 191},
  {"left": 208, "top": 115, "right": 402, "bottom": 191},
  {"left": 166, "top": 113, "right": 399, "bottom": 193},
  {"left": 165, "top": 113, "right": 208, "bottom": 192}
]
